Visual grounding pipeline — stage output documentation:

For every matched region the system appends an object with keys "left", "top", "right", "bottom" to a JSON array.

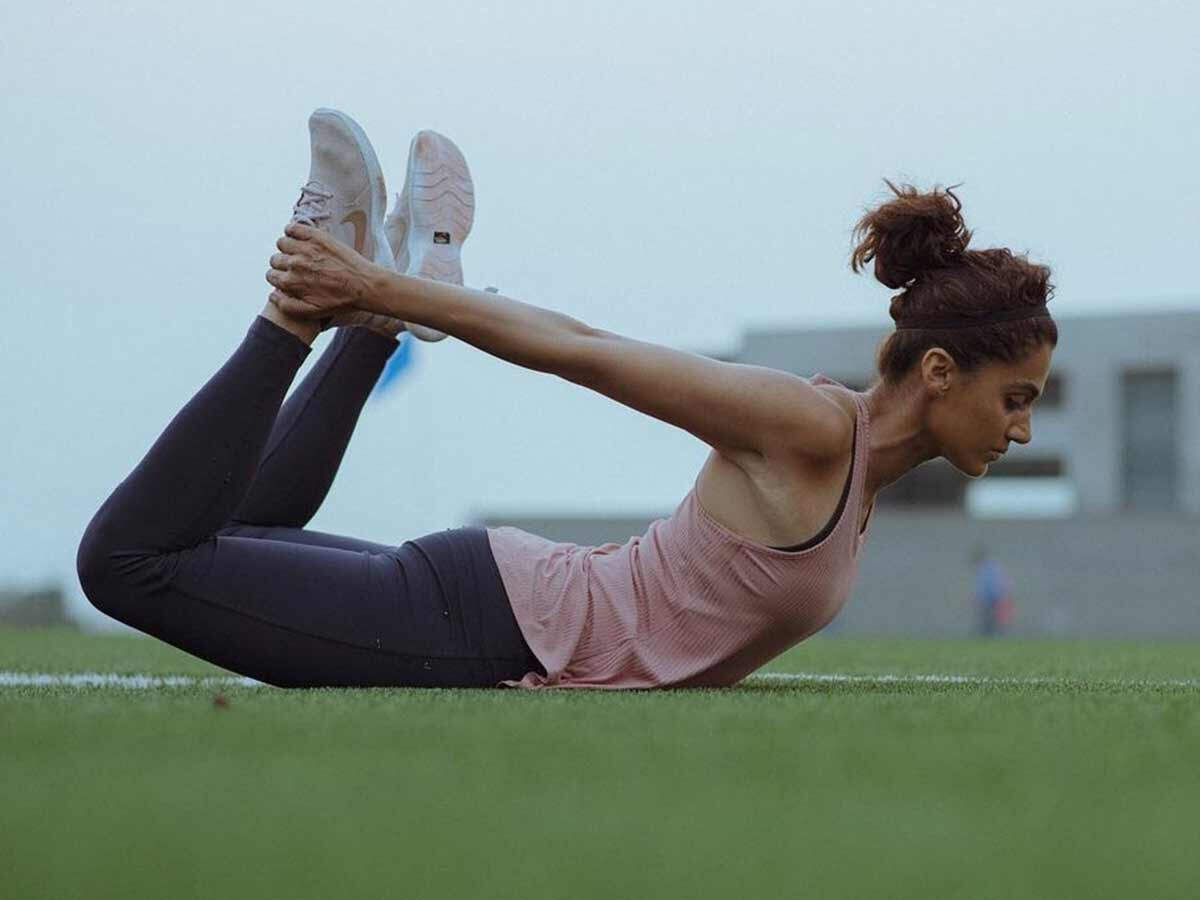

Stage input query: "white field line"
[
  {"left": 0, "top": 671, "right": 262, "bottom": 688},
  {"left": 2, "top": 670, "right": 1199, "bottom": 690},
  {"left": 754, "top": 671, "right": 1200, "bottom": 690}
]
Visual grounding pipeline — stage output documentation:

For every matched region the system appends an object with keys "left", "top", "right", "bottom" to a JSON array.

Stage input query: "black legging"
[{"left": 75, "top": 316, "right": 544, "bottom": 688}]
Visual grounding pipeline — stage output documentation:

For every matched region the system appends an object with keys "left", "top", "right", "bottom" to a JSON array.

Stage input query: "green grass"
[{"left": 3, "top": 626, "right": 1198, "bottom": 900}]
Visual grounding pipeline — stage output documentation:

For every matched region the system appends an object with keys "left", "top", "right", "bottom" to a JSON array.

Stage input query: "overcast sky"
[{"left": 2, "top": 0, "right": 1197, "bottom": 625}]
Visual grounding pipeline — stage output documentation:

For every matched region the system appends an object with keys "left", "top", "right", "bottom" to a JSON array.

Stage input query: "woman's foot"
[{"left": 293, "top": 108, "right": 408, "bottom": 339}]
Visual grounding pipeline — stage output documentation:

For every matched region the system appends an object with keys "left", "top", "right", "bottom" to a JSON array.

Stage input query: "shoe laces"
[{"left": 292, "top": 180, "right": 334, "bottom": 227}]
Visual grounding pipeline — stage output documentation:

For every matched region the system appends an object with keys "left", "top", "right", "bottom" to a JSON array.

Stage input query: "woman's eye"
[{"left": 1006, "top": 398, "right": 1025, "bottom": 412}]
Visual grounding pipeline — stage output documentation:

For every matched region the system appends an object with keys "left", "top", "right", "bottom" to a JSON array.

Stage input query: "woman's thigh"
[{"left": 215, "top": 521, "right": 397, "bottom": 555}]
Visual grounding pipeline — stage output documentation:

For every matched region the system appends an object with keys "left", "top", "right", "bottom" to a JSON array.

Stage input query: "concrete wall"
[{"left": 837, "top": 511, "right": 1200, "bottom": 638}]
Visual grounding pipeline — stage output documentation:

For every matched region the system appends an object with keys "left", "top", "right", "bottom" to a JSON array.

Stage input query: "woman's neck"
[{"left": 861, "top": 378, "right": 940, "bottom": 501}]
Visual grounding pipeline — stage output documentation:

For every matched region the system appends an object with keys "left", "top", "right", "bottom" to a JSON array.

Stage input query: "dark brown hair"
[{"left": 851, "top": 179, "right": 1057, "bottom": 386}]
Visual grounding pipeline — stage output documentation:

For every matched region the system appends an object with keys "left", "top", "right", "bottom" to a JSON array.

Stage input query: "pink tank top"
[{"left": 486, "top": 375, "right": 874, "bottom": 689}]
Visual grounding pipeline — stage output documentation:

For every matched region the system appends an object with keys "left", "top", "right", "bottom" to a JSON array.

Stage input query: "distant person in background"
[{"left": 971, "top": 545, "right": 1014, "bottom": 637}]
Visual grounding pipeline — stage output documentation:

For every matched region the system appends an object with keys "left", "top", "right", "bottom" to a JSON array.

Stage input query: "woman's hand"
[{"left": 265, "top": 222, "right": 384, "bottom": 321}]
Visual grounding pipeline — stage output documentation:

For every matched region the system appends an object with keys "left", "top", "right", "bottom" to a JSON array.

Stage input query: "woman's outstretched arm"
[
  {"left": 268, "top": 223, "right": 851, "bottom": 463},
  {"left": 267, "top": 221, "right": 597, "bottom": 377}
]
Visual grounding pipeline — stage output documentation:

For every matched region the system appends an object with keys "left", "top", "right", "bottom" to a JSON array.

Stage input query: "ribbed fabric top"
[{"left": 486, "top": 374, "right": 874, "bottom": 689}]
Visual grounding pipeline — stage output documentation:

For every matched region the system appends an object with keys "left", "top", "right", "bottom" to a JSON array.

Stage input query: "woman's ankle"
[{"left": 259, "top": 301, "right": 319, "bottom": 346}]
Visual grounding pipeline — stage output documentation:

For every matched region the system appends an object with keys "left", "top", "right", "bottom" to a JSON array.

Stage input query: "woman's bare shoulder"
[{"left": 812, "top": 383, "right": 859, "bottom": 422}]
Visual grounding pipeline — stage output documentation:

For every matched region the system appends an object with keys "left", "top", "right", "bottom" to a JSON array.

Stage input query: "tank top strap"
[{"left": 848, "top": 390, "right": 874, "bottom": 541}]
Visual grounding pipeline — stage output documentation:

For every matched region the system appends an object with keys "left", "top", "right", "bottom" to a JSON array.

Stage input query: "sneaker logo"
[
  {"left": 433, "top": 231, "right": 450, "bottom": 244},
  {"left": 341, "top": 211, "right": 368, "bottom": 254}
]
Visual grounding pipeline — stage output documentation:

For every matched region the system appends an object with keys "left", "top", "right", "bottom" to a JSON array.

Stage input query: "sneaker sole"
[{"left": 405, "top": 130, "right": 475, "bottom": 342}]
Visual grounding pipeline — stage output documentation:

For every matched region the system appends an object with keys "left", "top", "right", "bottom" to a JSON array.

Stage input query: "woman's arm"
[
  {"left": 367, "top": 267, "right": 851, "bottom": 463},
  {"left": 268, "top": 223, "right": 594, "bottom": 377},
  {"left": 268, "top": 223, "right": 852, "bottom": 462},
  {"left": 369, "top": 268, "right": 600, "bottom": 379}
]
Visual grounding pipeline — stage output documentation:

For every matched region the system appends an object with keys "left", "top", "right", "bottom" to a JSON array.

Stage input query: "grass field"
[{"left": 3, "top": 626, "right": 1198, "bottom": 899}]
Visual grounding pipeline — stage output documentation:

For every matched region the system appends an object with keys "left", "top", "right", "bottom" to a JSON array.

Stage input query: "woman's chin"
[{"left": 948, "top": 454, "right": 989, "bottom": 479}]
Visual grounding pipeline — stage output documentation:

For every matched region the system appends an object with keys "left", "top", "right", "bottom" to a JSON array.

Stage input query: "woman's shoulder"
[{"left": 810, "top": 382, "right": 861, "bottom": 431}]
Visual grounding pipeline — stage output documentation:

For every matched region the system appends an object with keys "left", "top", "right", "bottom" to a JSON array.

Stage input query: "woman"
[{"left": 76, "top": 176, "right": 1056, "bottom": 689}]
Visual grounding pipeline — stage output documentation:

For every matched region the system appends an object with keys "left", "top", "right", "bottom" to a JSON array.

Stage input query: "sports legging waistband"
[{"left": 76, "top": 316, "right": 545, "bottom": 688}]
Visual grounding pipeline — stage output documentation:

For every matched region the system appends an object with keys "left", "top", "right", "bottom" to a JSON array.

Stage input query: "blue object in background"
[{"left": 370, "top": 332, "right": 415, "bottom": 400}]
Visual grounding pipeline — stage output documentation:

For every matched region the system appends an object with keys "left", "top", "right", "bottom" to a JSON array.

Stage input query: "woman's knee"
[
  {"left": 75, "top": 509, "right": 169, "bottom": 625},
  {"left": 76, "top": 511, "right": 125, "bottom": 620}
]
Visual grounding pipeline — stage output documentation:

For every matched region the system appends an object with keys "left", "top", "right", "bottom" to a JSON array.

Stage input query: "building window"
[
  {"left": 966, "top": 478, "right": 1078, "bottom": 519},
  {"left": 1121, "top": 368, "right": 1179, "bottom": 512},
  {"left": 963, "top": 456, "right": 1076, "bottom": 518}
]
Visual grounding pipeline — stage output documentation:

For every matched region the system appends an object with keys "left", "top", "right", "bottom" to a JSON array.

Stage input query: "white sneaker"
[
  {"left": 383, "top": 130, "right": 476, "bottom": 342},
  {"left": 292, "top": 108, "right": 407, "bottom": 338}
]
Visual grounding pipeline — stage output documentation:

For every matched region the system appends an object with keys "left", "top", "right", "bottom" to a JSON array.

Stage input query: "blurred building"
[
  {"left": 478, "top": 309, "right": 1200, "bottom": 637},
  {"left": 0, "top": 584, "right": 75, "bottom": 628}
]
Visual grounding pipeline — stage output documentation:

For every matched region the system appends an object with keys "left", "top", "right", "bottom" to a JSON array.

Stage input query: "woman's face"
[{"left": 927, "top": 342, "right": 1054, "bottom": 477}]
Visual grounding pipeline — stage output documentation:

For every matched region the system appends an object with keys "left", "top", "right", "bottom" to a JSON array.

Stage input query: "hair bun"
[{"left": 851, "top": 179, "right": 973, "bottom": 289}]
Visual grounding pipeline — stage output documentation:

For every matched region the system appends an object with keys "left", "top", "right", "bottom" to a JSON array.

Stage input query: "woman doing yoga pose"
[{"left": 76, "top": 110, "right": 1056, "bottom": 689}]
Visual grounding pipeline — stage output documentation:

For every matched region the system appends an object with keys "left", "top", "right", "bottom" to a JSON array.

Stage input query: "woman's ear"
[{"left": 920, "top": 347, "right": 956, "bottom": 397}]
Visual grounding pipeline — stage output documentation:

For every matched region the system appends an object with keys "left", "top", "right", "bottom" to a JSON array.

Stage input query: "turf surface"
[{"left": 3, "top": 626, "right": 1198, "bottom": 899}]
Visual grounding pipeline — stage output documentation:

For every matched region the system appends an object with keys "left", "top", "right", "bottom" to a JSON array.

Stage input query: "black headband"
[{"left": 895, "top": 304, "right": 1051, "bottom": 331}]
